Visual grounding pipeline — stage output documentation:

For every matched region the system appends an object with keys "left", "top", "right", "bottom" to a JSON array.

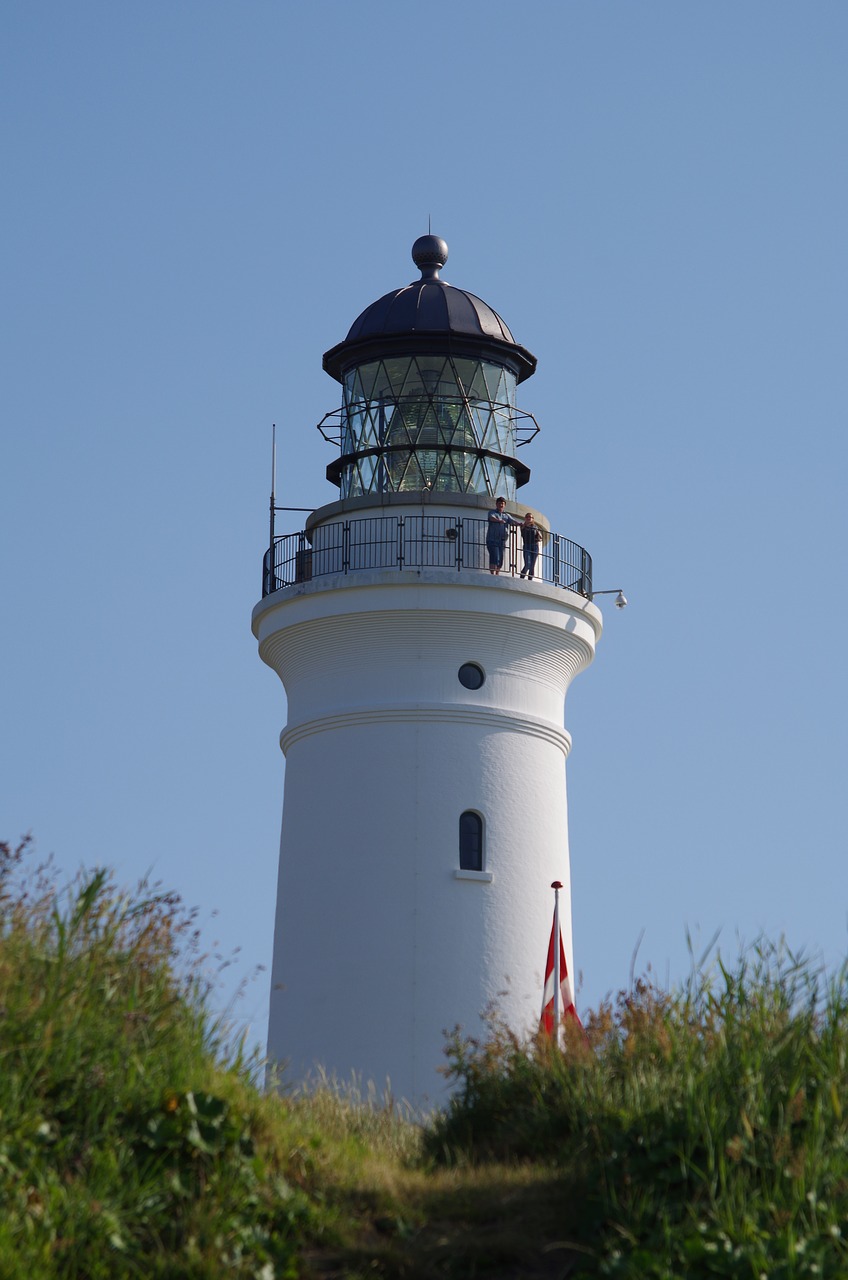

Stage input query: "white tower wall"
[{"left": 252, "top": 558, "right": 601, "bottom": 1103}]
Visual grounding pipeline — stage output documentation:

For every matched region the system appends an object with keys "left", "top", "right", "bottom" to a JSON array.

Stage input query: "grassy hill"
[{"left": 2, "top": 836, "right": 847, "bottom": 1278}]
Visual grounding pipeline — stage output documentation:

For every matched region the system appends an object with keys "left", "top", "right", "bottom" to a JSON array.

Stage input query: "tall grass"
[
  {"left": 282, "top": 1069, "right": 423, "bottom": 1163},
  {"left": 4, "top": 833, "right": 847, "bottom": 1278},
  {"left": 427, "top": 941, "right": 848, "bottom": 1277},
  {"left": 0, "top": 837, "right": 319, "bottom": 1279}
]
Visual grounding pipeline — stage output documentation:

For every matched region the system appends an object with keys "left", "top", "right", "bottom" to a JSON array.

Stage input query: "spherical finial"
[{"left": 412, "top": 234, "right": 448, "bottom": 280}]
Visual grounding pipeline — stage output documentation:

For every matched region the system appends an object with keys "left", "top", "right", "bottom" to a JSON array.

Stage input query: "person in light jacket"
[{"left": 519, "top": 512, "right": 541, "bottom": 580}]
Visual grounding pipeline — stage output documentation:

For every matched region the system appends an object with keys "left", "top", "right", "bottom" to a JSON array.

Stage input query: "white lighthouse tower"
[{"left": 252, "top": 235, "right": 602, "bottom": 1103}]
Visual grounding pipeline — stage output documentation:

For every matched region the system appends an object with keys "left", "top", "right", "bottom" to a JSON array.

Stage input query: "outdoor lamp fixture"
[{"left": 588, "top": 588, "right": 628, "bottom": 609}]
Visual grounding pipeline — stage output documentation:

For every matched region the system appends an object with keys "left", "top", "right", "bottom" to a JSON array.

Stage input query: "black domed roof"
[{"left": 323, "top": 235, "right": 537, "bottom": 384}]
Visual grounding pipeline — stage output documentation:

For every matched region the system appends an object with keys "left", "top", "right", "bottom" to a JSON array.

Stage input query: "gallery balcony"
[{"left": 262, "top": 514, "right": 592, "bottom": 600}]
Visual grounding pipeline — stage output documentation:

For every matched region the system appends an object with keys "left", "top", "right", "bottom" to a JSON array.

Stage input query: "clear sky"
[{"left": 2, "top": 2, "right": 847, "bottom": 1056}]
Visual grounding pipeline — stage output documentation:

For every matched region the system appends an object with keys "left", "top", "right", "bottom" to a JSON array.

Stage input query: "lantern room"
[{"left": 319, "top": 235, "right": 540, "bottom": 499}]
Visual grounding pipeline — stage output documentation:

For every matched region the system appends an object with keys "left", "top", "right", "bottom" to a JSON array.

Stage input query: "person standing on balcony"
[
  {"left": 520, "top": 512, "right": 541, "bottom": 580},
  {"left": 486, "top": 497, "right": 517, "bottom": 575}
]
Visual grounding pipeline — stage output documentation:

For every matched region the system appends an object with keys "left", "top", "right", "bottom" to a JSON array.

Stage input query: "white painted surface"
[{"left": 253, "top": 562, "right": 600, "bottom": 1105}]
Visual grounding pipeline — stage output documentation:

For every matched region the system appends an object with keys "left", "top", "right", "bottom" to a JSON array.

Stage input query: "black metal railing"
[{"left": 261, "top": 516, "right": 592, "bottom": 599}]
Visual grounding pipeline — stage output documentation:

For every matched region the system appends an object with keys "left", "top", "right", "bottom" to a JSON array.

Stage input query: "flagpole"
[{"left": 552, "top": 880, "right": 562, "bottom": 1037}]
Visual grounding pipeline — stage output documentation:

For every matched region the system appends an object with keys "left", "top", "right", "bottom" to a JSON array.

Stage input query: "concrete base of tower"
[{"left": 253, "top": 569, "right": 602, "bottom": 1106}]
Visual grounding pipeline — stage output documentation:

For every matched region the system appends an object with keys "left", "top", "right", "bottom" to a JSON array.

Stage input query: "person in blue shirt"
[{"left": 486, "top": 497, "right": 518, "bottom": 575}]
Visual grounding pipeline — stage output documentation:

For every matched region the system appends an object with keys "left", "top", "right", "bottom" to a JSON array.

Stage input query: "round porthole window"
[{"left": 458, "top": 662, "right": 485, "bottom": 690}]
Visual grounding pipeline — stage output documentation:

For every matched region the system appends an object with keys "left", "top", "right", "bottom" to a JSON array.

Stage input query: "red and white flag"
[{"left": 540, "top": 883, "right": 582, "bottom": 1035}]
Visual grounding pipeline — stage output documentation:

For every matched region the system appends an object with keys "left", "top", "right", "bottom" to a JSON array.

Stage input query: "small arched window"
[{"left": 459, "top": 811, "right": 483, "bottom": 872}]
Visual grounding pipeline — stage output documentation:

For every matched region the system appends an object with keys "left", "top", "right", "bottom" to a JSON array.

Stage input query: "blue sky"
[{"left": 2, "top": 1, "right": 847, "bottom": 1054}]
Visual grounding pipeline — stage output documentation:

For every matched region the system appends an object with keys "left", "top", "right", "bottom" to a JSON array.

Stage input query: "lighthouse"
[{"left": 252, "top": 235, "right": 602, "bottom": 1103}]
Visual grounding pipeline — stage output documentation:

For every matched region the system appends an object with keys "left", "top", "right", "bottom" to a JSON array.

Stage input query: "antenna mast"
[{"left": 269, "top": 423, "right": 277, "bottom": 567}]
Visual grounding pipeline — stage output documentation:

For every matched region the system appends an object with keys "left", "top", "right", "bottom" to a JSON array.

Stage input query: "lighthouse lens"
[
  {"left": 339, "top": 356, "right": 519, "bottom": 499},
  {"left": 458, "top": 663, "right": 485, "bottom": 690}
]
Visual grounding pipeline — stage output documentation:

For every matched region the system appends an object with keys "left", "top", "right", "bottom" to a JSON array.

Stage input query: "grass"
[
  {"left": 427, "top": 944, "right": 848, "bottom": 1278},
  {"left": 2, "top": 834, "right": 847, "bottom": 1278}
]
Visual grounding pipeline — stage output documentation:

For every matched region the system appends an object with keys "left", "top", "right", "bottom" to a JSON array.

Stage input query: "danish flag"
[{"left": 540, "top": 881, "right": 582, "bottom": 1035}]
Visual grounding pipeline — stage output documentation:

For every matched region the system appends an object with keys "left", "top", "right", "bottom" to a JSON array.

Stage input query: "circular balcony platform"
[{"left": 262, "top": 514, "right": 591, "bottom": 599}]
